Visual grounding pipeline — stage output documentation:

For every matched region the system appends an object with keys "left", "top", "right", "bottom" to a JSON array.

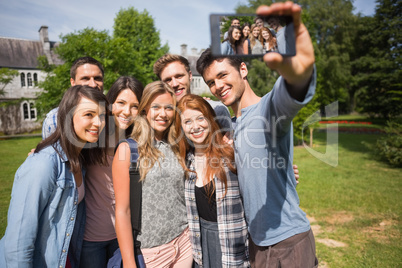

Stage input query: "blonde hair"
[
  {"left": 249, "top": 24, "right": 261, "bottom": 49},
  {"left": 131, "top": 81, "right": 183, "bottom": 180}
]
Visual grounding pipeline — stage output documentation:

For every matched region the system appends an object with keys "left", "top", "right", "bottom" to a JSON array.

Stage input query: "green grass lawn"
[
  {"left": 296, "top": 131, "right": 401, "bottom": 267},
  {"left": 0, "top": 137, "right": 42, "bottom": 235},
  {"left": 0, "top": 133, "right": 401, "bottom": 267}
]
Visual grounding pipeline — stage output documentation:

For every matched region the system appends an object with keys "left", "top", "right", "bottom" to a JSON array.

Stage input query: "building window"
[
  {"left": 20, "top": 73, "right": 26, "bottom": 87},
  {"left": 30, "top": 102, "right": 36, "bottom": 119},
  {"left": 21, "top": 101, "right": 37, "bottom": 121},
  {"left": 33, "top": 73, "right": 38, "bottom": 87},
  {"left": 23, "top": 102, "right": 29, "bottom": 120},
  {"left": 27, "top": 73, "right": 32, "bottom": 87}
]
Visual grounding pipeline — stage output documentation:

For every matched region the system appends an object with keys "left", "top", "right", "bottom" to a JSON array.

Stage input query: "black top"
[{"left": 195, "top": 180, "right": 217, "bottom": 222}]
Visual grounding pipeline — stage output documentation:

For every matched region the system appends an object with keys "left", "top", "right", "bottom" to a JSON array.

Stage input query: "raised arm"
[
  {"left": 257, "top": 1, "right": 315, "bottom": 101},
  {"left": 113, "top": 142, "right": 137, "bottom": 268}
]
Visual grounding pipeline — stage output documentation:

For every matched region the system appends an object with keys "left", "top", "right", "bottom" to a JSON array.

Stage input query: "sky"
[{"left": 0, "top": 0, "right": 377, "bottom": 55}]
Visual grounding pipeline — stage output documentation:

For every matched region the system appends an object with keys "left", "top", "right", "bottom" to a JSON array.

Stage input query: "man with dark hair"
[
  {"left": 267, "top": 15, "right": 294, "bottom": 54},
  {"left": 223, "top": 17, "right": 241, "bottom": 39},
  {"left": 42, "top": 57, "right": 104, "bottom": 139},
  {"left": 153, "top": 54, "right": 192, "bottom": 101},
  {"left": 254, "top": 16, "right": 264, "bottom": 29},
  {"left": 231, "top": 17, "right": 240, "bottom": 27},
  {"left": 197, "top": 2, "right": 318, "bottom": 267},
  {"left": 153, "top": 53, "right": 232, "bottom": 133},
  {"left": 69, "top": 56, "right": 104, "bottom": 88}
]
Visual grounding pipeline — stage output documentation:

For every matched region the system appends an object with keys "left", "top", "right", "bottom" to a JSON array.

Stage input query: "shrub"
[{"left": 376, "top": 118, "right": 402, "bottom": 167}]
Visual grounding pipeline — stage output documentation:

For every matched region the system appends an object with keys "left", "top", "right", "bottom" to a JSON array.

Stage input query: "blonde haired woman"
[
  {"left": 249, "top": 24, "right": 264, "bottom": 54},
  {"left": 113, "top": 81, "right": 192, "bottom": 268}
]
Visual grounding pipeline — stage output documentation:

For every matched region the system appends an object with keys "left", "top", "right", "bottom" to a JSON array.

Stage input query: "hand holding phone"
[{"left": 210, "top": 13, "right": 296, "bottom": 57}]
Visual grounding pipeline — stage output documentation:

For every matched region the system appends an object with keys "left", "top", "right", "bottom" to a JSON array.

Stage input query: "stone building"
[
  {"left": 0, "top": 26, "right": 62, "bottom": 135},
  {"left": 179, "top": 44, "right": 210, "bottom": 96}
]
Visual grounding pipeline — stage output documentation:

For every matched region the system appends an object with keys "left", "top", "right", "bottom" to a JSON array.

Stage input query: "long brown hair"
[
  {"left": 223, "top": 26, "right": 243, "bottom": 54},
  {"left": 35, "top": 85, "right": 109, "bottom": 174},
  {"left": 131, "top": 81, "right": 183, "bottom": 181},
  {"left": 260, "top": 27, "right": 277, "bottom": 50},
  {"left": 176, "top": 94, "right": 236, "bottom": 199},
  {"left": 106, "top": 76, "right": 144, "bottom": 138}
]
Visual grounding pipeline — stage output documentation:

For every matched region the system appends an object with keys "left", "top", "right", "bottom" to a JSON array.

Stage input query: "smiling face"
[
  {"left": 160, "top": 61, "right": 192, "bottom": 101},
  {"left": 252, "top": 27, "right": 260, "bottom": 38},
  {"left": 262, "top": 30, "right": 270, "bottom": 41},
  {"left": 112, "top": 89, "right": 139, "bottom": 130},
  {"left": 242, "top": 26, "right": 250, "bottom": 38},
  {"left": 71, "top": 64, "right": 104, "bottom": 91},
  {"left": 181, "top": 108, "right": 210, "bottom": 146},
  {"left": 203, "top": 59, "right": 247, "bottom": 107},
  {"left": 232, "top": 28, "right": 242, "bottom": 41},
  {"left": 73, "top": 96, "right": 106, "bottom": 144},
  {"left": 146, "top": 92, "right": 175, "bottom": 140}
]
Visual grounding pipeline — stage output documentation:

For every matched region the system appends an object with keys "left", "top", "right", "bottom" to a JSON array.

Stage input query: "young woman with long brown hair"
[{"left": 0, "top": 85, "right": 109, "bottom": 268}]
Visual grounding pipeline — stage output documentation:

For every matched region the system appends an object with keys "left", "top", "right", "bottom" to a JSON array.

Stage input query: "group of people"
[
  {"left": 0, "top": 2, "right": 318, "bottom": 268},
  {"left": 221, "top": 16, "right": 281, "bottom": 56}
]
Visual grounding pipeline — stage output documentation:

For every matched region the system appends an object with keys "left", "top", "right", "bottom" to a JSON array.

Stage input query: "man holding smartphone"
[{"left": 197, "top": 2, "right": 318, "bottom": 267}]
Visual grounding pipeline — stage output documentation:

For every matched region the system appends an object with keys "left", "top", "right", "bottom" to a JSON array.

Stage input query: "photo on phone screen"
[{"left": 210, "top": 14, "right": 296, "bottom": 57}]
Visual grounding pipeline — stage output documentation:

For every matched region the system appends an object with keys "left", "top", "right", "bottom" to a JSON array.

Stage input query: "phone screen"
[{"left": 210, "top": 14, "right": 296, "bottom": 57}]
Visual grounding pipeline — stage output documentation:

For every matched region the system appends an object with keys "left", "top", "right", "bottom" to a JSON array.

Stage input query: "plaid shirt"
[{"left": 185, "top": 152, "right": 250, "bottom": 268}]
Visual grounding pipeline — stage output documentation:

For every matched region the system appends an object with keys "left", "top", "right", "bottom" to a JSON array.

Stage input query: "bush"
[{"left": 376, "top": 118, "right": 402, "bottom": 167}]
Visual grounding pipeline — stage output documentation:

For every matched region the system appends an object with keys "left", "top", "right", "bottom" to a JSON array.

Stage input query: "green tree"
[
  {"left": 36, "top": 55, "right": 70, "bottom": 116},
  {"left": 36, "top": 7, "right": 168, "bottom": 117},
  {"left": 113, "top": 7, "right": 169, "bottom": 85},
  {"left": 352, "top": 0, "right": 402, "bottom": 118},
  {"left": 246, "top": 58, "right": 279, "bottom": 97},
  {"left": 0, "top": 68, "right": 19, "bottom": 95},
  {"left": 36, "top": 28, "right": 115, "bottom": 116}
]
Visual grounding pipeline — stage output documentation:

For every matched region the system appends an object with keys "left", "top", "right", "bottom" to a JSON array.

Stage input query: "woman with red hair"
[
  {"left": 176, "top": 94, "right": 249, "bottom": 268},
  {"left": 260, "top": 27, "right": 278, "bottom": 53}
]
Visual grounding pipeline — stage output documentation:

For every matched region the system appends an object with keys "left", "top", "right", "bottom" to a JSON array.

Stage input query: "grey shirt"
[
  {"left": 251, "top": 40, "right": 264, "bottom": 55},
  {"left": 206, "top": 99, "right": 232, "bottom": 133},
  {"left": 138, "top": 141, "right": 187, "bottom": 248}
]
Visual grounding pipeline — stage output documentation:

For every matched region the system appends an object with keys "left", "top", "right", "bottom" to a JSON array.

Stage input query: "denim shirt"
[
  {"left": 221, "top": 41, "right": 234, "bottom": 55},
  {"left": 0, "top": 144, "right": 86, "bottom": 268},
  {"left": 42, "top": 107, "right": 59, "bottom": 139}
]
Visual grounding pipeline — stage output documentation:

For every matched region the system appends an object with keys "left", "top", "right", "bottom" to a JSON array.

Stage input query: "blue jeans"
[{"left": 79, "top": 238, "right": 119, "bottom": 268}]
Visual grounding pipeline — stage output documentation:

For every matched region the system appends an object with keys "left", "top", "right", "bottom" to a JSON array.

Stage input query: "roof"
[{"left": 0, "top": 37, "right": 63, "bottom": 69}]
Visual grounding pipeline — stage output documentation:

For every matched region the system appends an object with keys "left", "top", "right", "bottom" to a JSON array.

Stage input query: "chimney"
[
  {"left": 181, "top": 44, "right": 187, "bottom": 57},
  {"left": 191, "top": 48, "right": 198, "bottom": 56},
  {"left": 39, "top": 26, "right": 53, "bottom": 64},
  {"left": 39, "top": 26, "right": 49, "bottom": 43}
]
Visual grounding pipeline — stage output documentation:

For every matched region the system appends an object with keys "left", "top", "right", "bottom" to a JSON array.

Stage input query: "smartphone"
[{"left": 210, "top": 13, "right": 296, "bottom": 57}]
